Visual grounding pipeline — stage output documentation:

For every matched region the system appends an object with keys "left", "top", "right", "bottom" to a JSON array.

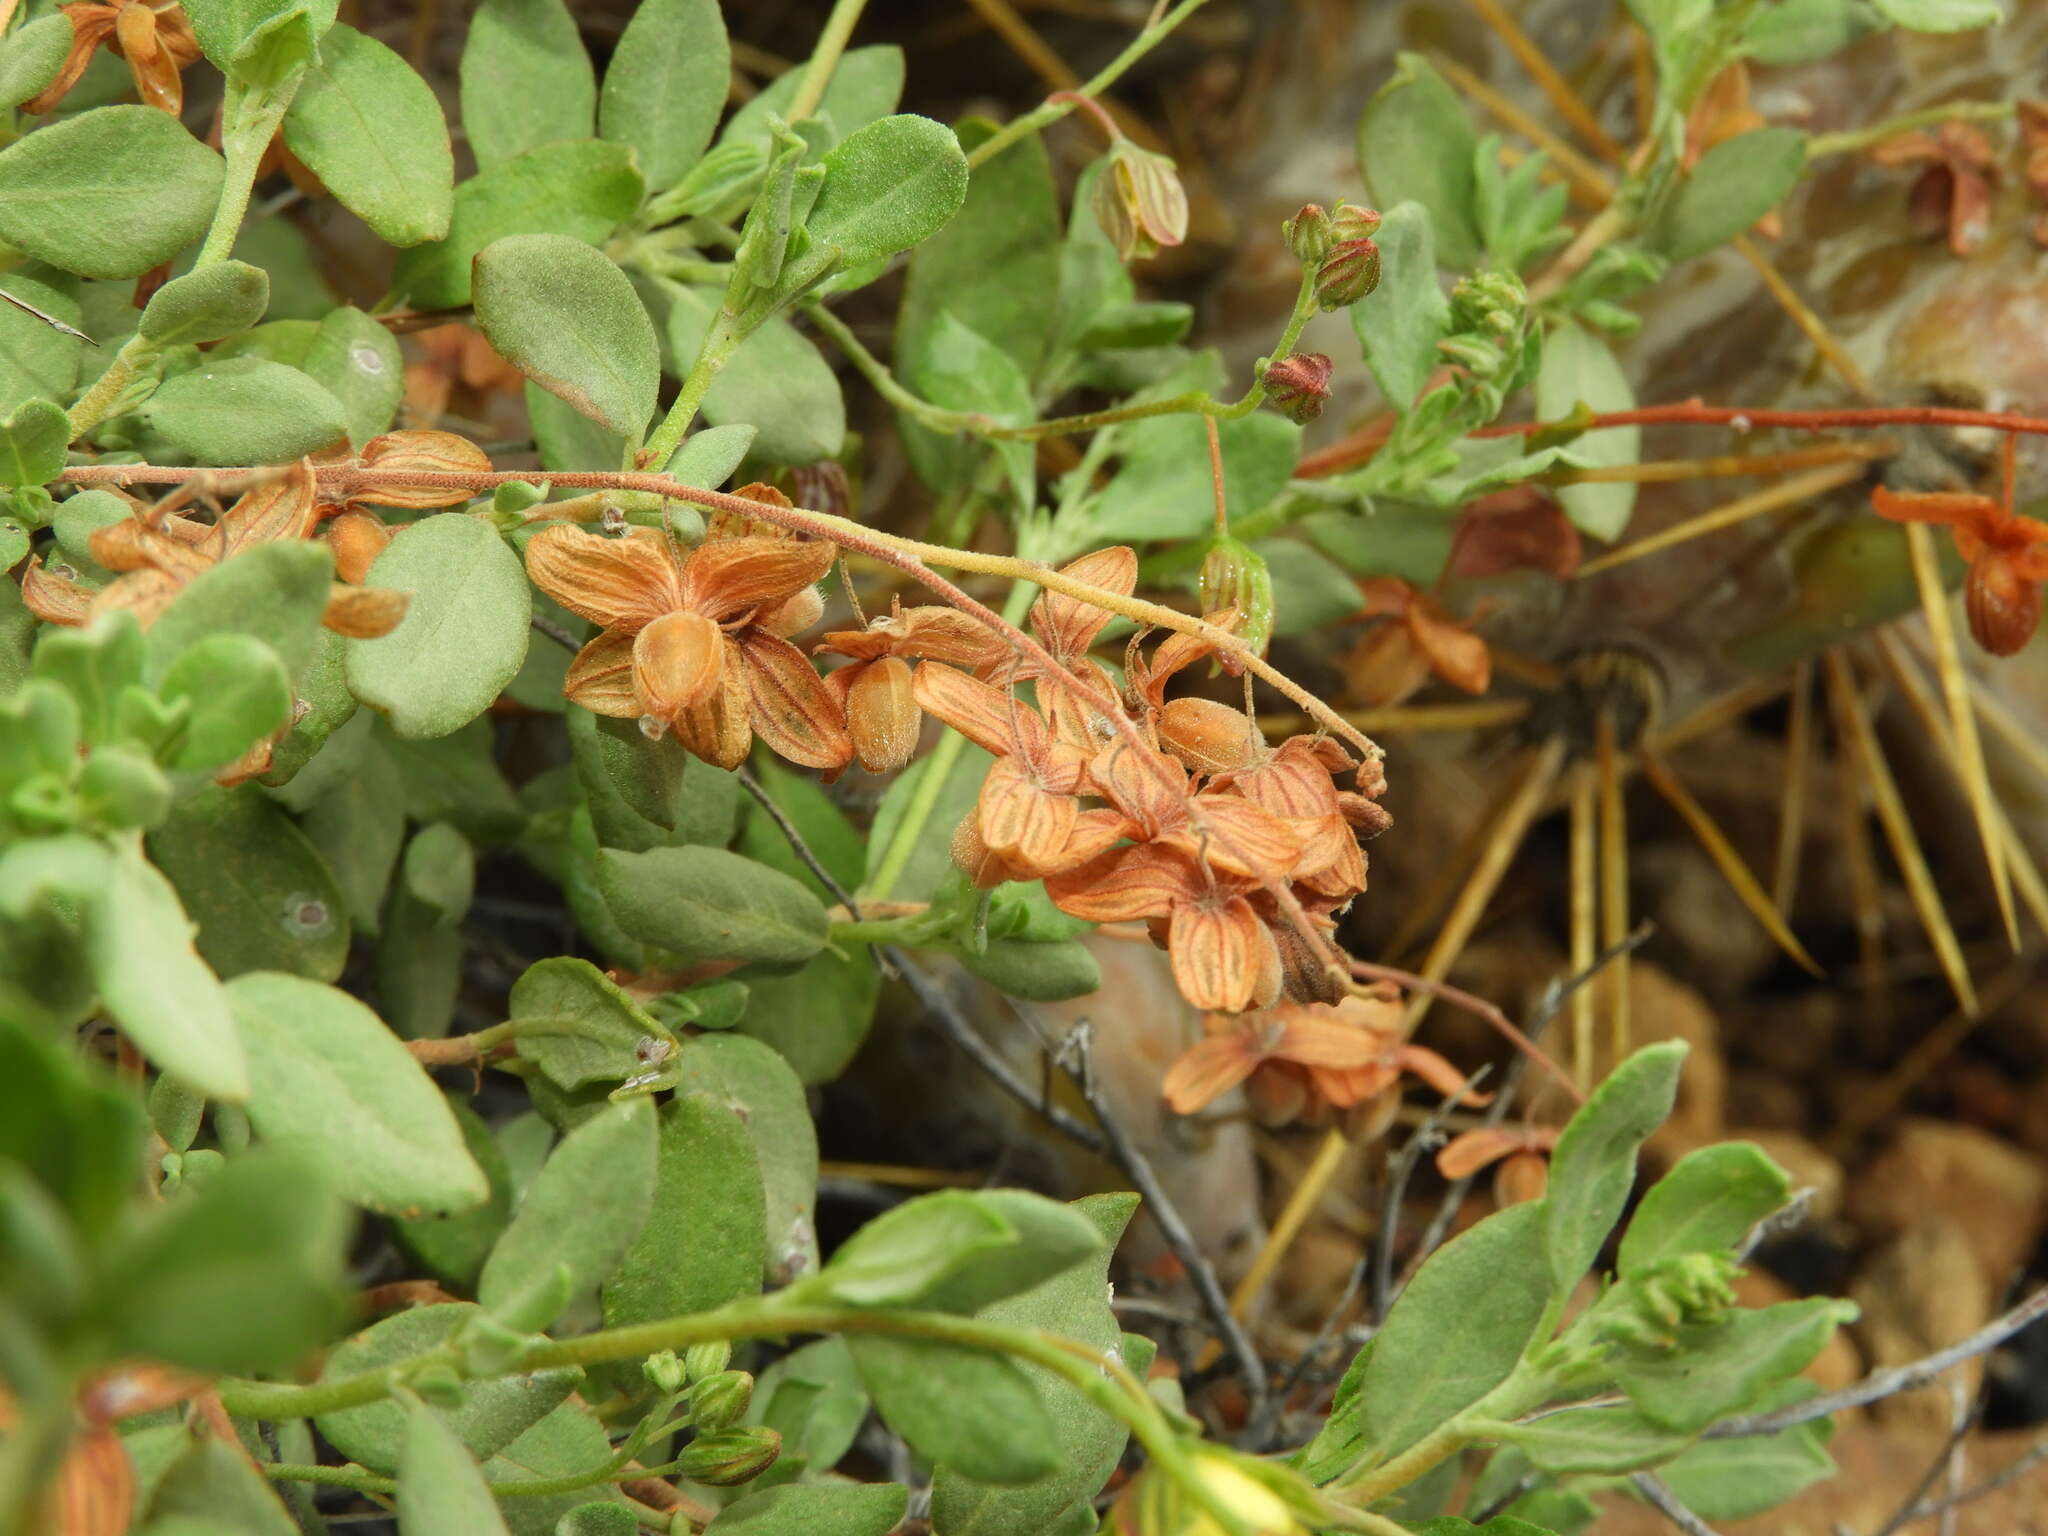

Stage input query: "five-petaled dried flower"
[
  {"left": 1163, "top": 991, "right": 1480, "bottom": 1135},
  {"left": 26, "top": 1, "right": 201, "bottom": 116},
  {"left": 525, "top": 498, "right": 849, "bottom": 772},
  {"left": 1871, "top": 120, "right": 1997, "bottom": 258},
  {"left": 1435, "top": 1123, "right": 1561, "bottom": 1207},
  {"left": 1872, "top": 447, "right": 2048, "bottom": 656},
  {"left": 1339, "top": 576, "right": 1491, "bottom": 707}
]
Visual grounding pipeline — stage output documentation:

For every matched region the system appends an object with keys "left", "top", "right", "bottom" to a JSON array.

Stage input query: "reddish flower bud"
[
  {"left": 1329, "top": 203, "right": 1382, "bottom": 242},
  {"left": 1282, "top": 203, "right": 1331, "bottom": 263},
  {"left": 1494, "top": 1149, "right": 1551, "bottom": 1207},
  {"left": 1967, "top": 550, "right": 2043, "bottom": 656},
  {"left": 846, "top": 655, "right": 920, "bottom": 773},
  {"left": 1315, "top": 238, "right": 1381, "bottom": 311},
  {"left": 1159, "top": 697, "right": 1262, "bottom": 775},
  {"left": 1262, "top": 352, "right": 1333, "bottom": 425}
]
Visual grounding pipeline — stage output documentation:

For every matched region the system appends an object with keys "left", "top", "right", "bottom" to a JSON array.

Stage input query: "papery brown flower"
[
  {"left": 339, "top": 430, "right": 493, "bottom": 510},
  {"left": 1157, "top": 696, "right": 1263, "bottom": 776},
  {"left": 1092, "top": 141, "right": 1189, "bottom": 262},
  {"left": 324, "top": 510, "right": 392, "bottom": 584},
  {"left": 1436, "top": 1124, "right": 1560, "bottom": 1207},
  {"left": 1163, "top": 992, "right": 1481, "bottom": 1134},
  {"left": 525, "top": 515, "right": 849, "bottom": 770},
  {"left": 25, "top": 2, "right": 202, "bottom": 116},
  {"left": 1448, "top": 486, "right": 1582, "bottom": 580},
  {"left": 24, "top": 463, "right": 407, "bottom": 640},
  {"left": 1872, "top": 120, "right": 1997, "bottom": 258},
  {"left": 1340, "top": 577, "right": 1491, "bottom": 707},
  {"left": 1872, "top": 477, "right": 2048, "bottom": 655}
]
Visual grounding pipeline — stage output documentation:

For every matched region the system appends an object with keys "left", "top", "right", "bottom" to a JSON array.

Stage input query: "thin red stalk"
[
  {"left": 1475, "top": 399, "right": 2048, "bottom": 438},
  {"left": 1350, "top": 960, "right": 1584, "bottom": 1104},
  {"left": 1045, "top": 88, "right": 1122, "bottom": 143},
  {"left": 1204, "top": 415, "right": 1228, "bottom": 537}
]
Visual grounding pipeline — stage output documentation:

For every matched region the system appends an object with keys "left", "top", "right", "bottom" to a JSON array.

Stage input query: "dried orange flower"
[
  {"left": 403, "top": 323, "right": 525, "bottom": 426},
  {"left": 1340, "top": 577, "right": 1490, "bottom": 707},
  {"left": 1435, "top": 1124, "right": 1561, "bottom": 1207},
  {"left": 1448, "top": 486, "right": 1581, "bottom": 581},
  {"left": 337, "top": 430, "right": 494, "bottom": 510},
  {"left": 1872, "top": 444, "right": 2048, "bottom": 656},
  {"left": 525, "top": 516, "right": 849, "bottom": 772},
  {"left": 25, "top": 2, "right": 202, "bottom": 116},
  {"left": 1023, "top": 545, "right": 1138, "bottom": 751},
  {"left": 22, "top": 463, "right": 406, "bottom": 641},
  {"left": 1163, "top": 991, "right": 1480, "bottom": 1134},
  {"left": 1872, "top": 120, "right": 1997, "bottom": 258}
]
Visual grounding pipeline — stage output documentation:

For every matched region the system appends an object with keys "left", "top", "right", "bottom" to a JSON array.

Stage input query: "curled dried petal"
[
  {"left": 22, "top": 5, "right": 119, "bottom": 114},
  {"left": 760, "top": 584, "right": 824, "bottom": 638},
  {"left": 220, "top": 461, "right": 321, "bottom": 551},
  {"left": 1045, "top": 842, "right": 1201, "bottom": 924},
  {"left": 1494, "top": 1150, "right": 1550, "bottom": 1205},
  {"left": 1089, "top": 739, "right": 1189, "bottom": 838},
  {"left": 89, "top": 568, "right": 182, "bottom": 628},
  {"left": 354, "top": 430, "right": 493, "bottom": 508},
  {"left": 1435, "top": 1126, "right": 1523, "bottom": 1181},
  {"left": 55, "top": 1422, "right": 134, "bottom": 1536},
  {"left": 1181, "top": 793, "right": 1305, "bottom": 880},
  {"left": 321, "top": 583, "right": 409, "bottom": 638},
  {"left": 324, "top": 510, "right": 392, "bottom": 584},
  {"left": 977, "top": 754, "right": 1081, "bottom": 870},
  {"left": 912, "top": 662, "right": 1046, "bottom": 760},
  {"left": 673, "top": 652, "right": 753, "bottom": 770},
  {"left": 735, "top": 628, "right": 852, "bottom": 772},
  {"left": 681, "top": 535, "right": 834, "bottom": 620},
  {"left": 564, "top": 630, "right": 642, "bottom": 717},
  {"left": 1031, "top": 546, "right": 1136, "bottom": 662},
  {"left": 1169, "top": 896, "right": 1278, "bottom": 1013},
  {"left": 526, "top": 524, "right": 683, "bottom": 631},
  {"left": 1162, "top": 1031, "right": 1264, "bottom": 1114}
]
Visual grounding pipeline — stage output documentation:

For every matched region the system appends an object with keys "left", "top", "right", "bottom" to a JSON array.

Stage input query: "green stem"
[
  {"left": 965, "top": 0, "right": 1212, "bottom": 171},
  {"left": 641, "top": 308, "right": 747, "bottom": 468},
  {"left": 785, "top": 0, "right": 871, "bottom": 121},
  {"left": 196, "top": 141, "right": 265, "bottom": 268},
  {"left": 802, "top": 301, "right": 991, "bottom": 433},
  {"left": 1805, "top": 98, "right": 2014, "bottom": 160},
  {"left": 65, "top": 338, "right": 150, "bottom": 438},
  {"left": 264, "top": 1463, "right": 396, "bottom": 1495}
]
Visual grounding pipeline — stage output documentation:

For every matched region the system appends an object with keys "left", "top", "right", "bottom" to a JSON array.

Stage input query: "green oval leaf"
[
  {"left": 0, "top": 398, "right": 68, "bottom": 489},
  {"left": 807, "top": 114, "right": 969, "bottom": 266},
  {"left": 344, "top": 513, "right": 530, "bottom": 739},
  {"left": 283, "top": 23, "right": 454, "bottom": 247},
  {"left": 477, "top": 1096, "right": 658, "bottom": 1331},
  {"left": 1535, "top": 319, "right": 1639, "bottom": 541},
  {"left": 228, "top": 970, "right": 490, "bottom": 1215},
  {"left": 596, "top": 844, "right": 829, "bottom": 967},
  {"left": 390, "top": 138, "right": 646, "bottom": 310},
  {"left": 0, "top": 271, "right": 86, "bottom": 416},
  {"left": 399, "top": 1399, "right": 513, "bottom": 1536},
  {"left": 1544, "top": 1041, "right": 1689, "bottom": 1295},
  {"left": 143, "top": 357, "right": 348, "bottom": 464},
  {"left": 1352, "top": 202, "right": 1450, "bottom": 413},
  {"left": 183, "top": 0, "right": 338, "bottom": 70},
  {"left": 459, "top": 0, "right": 596, "bottom": 170},
  {"left": 150, "top": 785, "right": 350, "bottom": 982},
  {"left": 847, "top": 1335, "right": 1060, "bottom": 1484},
  {"left": 145, "top": 538, "right": 334, "bottom": 687},
  {"left": 0, "top": 14, "right": 71, "bottom": 111},
  {"left": 597, "top": 0, "right": 729, "bottom": 193},
  {"left": 474, "top": 233, "right": 659, "bottom": 437},
  {"left": 1651, "top": 126, "right": 1808, "bottom": 264},
  {"left": 301, "top": 303, "right": 405, "bottom": 448},
  {"left": 0, "top": 106, "right": 225, "bottom": 280},
  {"left": 139, "top": 261, "right": 271, "bottom": 346},
  {"left": 86, "top": 839, "right": 250, "bottom": 1102},
  {"left": 1357, "top": 53, "right": 1481, "bottom": 272},
  {"left": 1618, "top": 1141, "right": 1793, "bottom": 1275},
  {"left": 158, "top": 632, "right": 293, "bottom": 770},
  {"left": 707, "top": 1484, "right": 909, "bottom": 1536}
]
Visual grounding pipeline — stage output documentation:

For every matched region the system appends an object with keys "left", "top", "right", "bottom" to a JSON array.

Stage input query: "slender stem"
[
  {"left": 864, "top": 728, "right": 968, "bottom": 900},
  {"left": 964, "top": 0, "right": 1211, "bottom": 171},
  {"left": 641, "top": 307, "right": 746, "bottom": 468},
  {"left": 802, "top": 301, "right": 991, "bottom": 433},
  {"left": 197, "top": 142, "right": 265, "bottom": 267},
  {"left": 264, "top": 1463, "right": 395, "bottom": 1494},
  {"left": 1479, "top": 400, "right": 2048, "bottom": 439},
  {"left": 65, "top": 338, "right": 149, "bottom": 437},
  {"left": 785, "top": 0, "right": 870, "bottom": 121},
  {"left": 1806, "top": 99, "right": 2014, "bottom": 160}
]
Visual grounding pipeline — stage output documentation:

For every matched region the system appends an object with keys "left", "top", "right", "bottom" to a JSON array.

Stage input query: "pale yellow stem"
[
  {"left": 1460, "top": 0, "right": 1628, "bottom": 163},
  {"left": 1731, "top": 235, "right": 1877, "bottom": 403},
  {"left": 1569, "top": 765, "right": 1598, "bottom": 1092},
  {"left": 1576, "top": 460, "right": 1870, "bottom": 578},
  {"left": 1595, "top": 713, "right": 1630, "bottom": 1064},
  {"left": 1771, "top": 659, "right": 1813, "bottom": 913}
]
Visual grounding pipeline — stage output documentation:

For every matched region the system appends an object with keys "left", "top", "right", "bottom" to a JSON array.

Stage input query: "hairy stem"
[{"left": 785, "top": 0, "right": 871, "bottom": 121}]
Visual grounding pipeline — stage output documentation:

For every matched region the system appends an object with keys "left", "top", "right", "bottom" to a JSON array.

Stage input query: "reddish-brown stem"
[
  {"left": 1350, "top": 961, "right": 1584, "bottom": 1104},
  {"left": 1476, "top": 399, "right": 2048, "bottom": 438},
  {"left": 1204, "top": 415, "right": 1228, "bottom": 537},
  {"left": 1045, "top": 88, "right": 1122, "bottom": 143}
]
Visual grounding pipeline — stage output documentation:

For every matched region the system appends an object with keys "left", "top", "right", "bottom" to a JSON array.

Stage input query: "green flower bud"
[
  {"left": 1450, "top": 270, "right": 1526, "bottom": 336},
  {"left": 676, "top": 1425, "right": 780, "bottom": 1487},
  {"left": 1092, "top": 140, "right": 1189, "bottom": 263},
  {"left": 689, "top": 1370, "right": 753, "bottom": 1432},
  {"left": 1329, "top": 203, "right": 1383, "bottom": 243},
  {"left": 684, "top": 1341, "right": 732, "bottom": 1381},
  {"left": 1282, "top": 203, "right": 1331, "bottom": 263},
  {"left": 1313, "top": 238, "right": 1380, "bottom": 310},
  {"left": 643, "top": 1350, "right": 687, "bottom": 1395},
  {"left": 1199, "top": 537, "right": 1275, "bottom": 665}
]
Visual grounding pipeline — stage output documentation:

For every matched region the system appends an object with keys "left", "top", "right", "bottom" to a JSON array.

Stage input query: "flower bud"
[
  {"left": 1282, "top": 203, "right": 1331, "bottom": 263},
  {"left": 1261, "top": 352, "right": 1333, "bottom": 425},
  {"left": 684, "top": 1341, "right": 732, "bottom": 1381},
  {"left": 1092, "top": 141, "right": 1189, "bottom": 263},
  {"left": 1314, "top": 239, "right": 1381, "bottom": 311},
  {"left": 321, "top": 583, "right": 409, "bottom": 639},
  {"left": 675, "top": 1425, "right": 780, "bottom": 1486},
  {"left": 1199, "top": 537, "right": 1274, "bottom": 666},
  {"left": 690, "top": 1370, "right": 754, "bottom": 1432},
  {"left": 1451, "top": 270, "right": 1526, "bottom": 337},
  {"left": 1492, "top": 1149, "right": 1549, "bottom": 1207},
  {"left": 846, "top": 654, "right": 919, "bottom": 774},
  {"left": 643, "top": 1350, "right": 687, "bottom": 1394},
  {"left": 1329, "top": 203, "right": 1382, "bottom": 243}
]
